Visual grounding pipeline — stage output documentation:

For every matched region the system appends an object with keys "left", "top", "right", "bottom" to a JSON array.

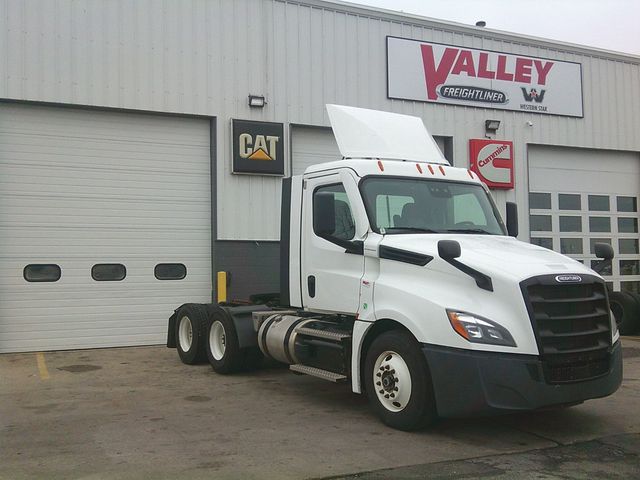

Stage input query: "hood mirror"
[
  {"left": 594, "top": 243, "right": 614, "bottom": 261},
  {"left": 437, "top": 239, "right": 493, "bottom": 292},
  {"left": 592, "top": 242, "right": 614, "bottom": 276},
  {"left": 438, "top": 240, "right": 461, "bottom": 260}
]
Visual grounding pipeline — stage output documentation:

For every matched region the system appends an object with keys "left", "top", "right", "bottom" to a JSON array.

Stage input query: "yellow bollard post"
[{"left": 217, "top": 271, "right": 227, "bottom": 303}]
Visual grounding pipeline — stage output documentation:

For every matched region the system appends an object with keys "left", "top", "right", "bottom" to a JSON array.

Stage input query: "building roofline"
[{"left": 285, "top": 0, "right": 640, "bottom": 63}]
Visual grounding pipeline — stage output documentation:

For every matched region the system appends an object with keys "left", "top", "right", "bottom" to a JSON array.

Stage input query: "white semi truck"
[{"left": 167, "top": 105, "right": 622, "bottom": 430}]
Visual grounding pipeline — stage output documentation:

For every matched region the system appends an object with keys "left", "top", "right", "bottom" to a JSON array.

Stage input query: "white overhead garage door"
[
  {"left": 528, "top": 145, "right": 640, "bottom": 293},
  {"left": 291, "top": 126, "right": 341, "bottom": 175},
  {"left": 0, "top": 103, "right": 212, "bottom": 353}
]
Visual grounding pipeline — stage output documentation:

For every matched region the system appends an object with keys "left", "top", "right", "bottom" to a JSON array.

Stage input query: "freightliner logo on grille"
[{"left": 555, "top": 275, "right": 582, "bottom": 283}]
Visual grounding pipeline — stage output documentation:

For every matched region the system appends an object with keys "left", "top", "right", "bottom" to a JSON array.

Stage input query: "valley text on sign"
[
  {"left": 387, "top": 36, "right": 583, "bottom": 117},
  {"left": 232, "top": 119, "right": 284, "bottom": 175}
]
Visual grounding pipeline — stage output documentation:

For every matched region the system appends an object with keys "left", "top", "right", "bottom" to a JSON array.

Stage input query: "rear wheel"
[
  {"left": 364, "top": 330, "right": 437, "bottom": 431},
  {"left": 206, "top": 308, "right": 262, "bottom": 374},
  {"left": 175, "top": 304, "right": 211, "bottom": 364}
]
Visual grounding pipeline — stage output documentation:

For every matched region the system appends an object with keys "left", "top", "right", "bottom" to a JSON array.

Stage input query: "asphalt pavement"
[{"left": 1, "top": 338, "right": 640, "bottom": 479}]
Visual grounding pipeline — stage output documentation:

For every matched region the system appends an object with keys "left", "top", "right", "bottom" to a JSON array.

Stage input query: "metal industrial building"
[{"left": 1, "top": 0, "right": 639, "bottom": 353}]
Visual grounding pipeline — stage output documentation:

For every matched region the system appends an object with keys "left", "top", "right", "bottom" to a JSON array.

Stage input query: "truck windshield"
[{"left": 360, "top": 177, "right": 506, "bottom": 235}]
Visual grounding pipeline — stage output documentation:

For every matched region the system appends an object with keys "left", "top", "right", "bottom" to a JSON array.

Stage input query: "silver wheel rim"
[
  {"left": 178, "top": 316, "right": 193, "bottom": 352},
  {"left": 373, "top": 350, "right": 412, "bottom": 412},
  {"left": 209, "top": 320, "right": 226, "bottom": 361}
]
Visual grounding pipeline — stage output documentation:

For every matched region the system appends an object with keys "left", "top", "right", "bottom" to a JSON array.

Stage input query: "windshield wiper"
[
  {"left": 443, "top": 228, "right": 494, "bottom": 235},
  {"left": 383, "top": 227, "right": 439, "bottom": 234}
]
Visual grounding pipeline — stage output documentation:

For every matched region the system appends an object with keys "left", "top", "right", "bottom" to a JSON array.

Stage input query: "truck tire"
[
  {"left": 609, "top": 291, "right": 640, "bottom": 335},
  {"left": 364, "top": 330, "right": 437, "bottom": 431},
  {"left": 206, "top": 308, "right": 262, "bottom": 374},
  {"left": 175, "top": 304, "right": 211, "bottom": 364}
]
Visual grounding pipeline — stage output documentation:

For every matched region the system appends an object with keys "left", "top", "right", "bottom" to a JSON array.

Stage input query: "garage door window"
[
  {"left": 155, "top": 263, "right": 187, "bottom": 280},
  {"left": 530, "top": 215, "right": 552, "bottom": 231},
  {"left": 531, "top": 237, "right": 553, "bottom": 249},
  {"left": 529, "top": 192, "right": 551, "bottom": 209},
  {"left": 618, "top": 217, "right": 638, "bottom": 233},
  {"left": 620, "top": 260, "right": 640, "bottom": 276},
  {"left": 560, "top": 238, "right": 583, "bottom": 254},
  {"left": 591, "top": 260, "right": 612, "bottom": 275},
  {"left": 92, "top": 264, "right": 126, "bottom": 281},
  {"left": 559, "top": 216, "right": 581, "bottom": 232},
  {"left": 558, "top": 194, "right": 581, "bottom": 210},
  {"left": 24, "top": 264, "right": 61, "bottom": 282},
  {"left": 589, "top": 217, "right": 611, "bottom": 232},
  {"left": 617, "top": 196, "right": 637, "bottom": 212},
  {"left": 620, "top": 239, "right": 639, "bottom": 255},
  {"left": 588, "top": 195, "right": 610, "bottom": 211}
]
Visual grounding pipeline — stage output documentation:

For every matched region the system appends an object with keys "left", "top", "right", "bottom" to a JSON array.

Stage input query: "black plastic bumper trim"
[{"left": 422, "top": 341, "right": 622, "bottom": 418}]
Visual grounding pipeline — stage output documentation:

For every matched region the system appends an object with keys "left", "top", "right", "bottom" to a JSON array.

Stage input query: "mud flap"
[{"left": 167, "top": 311, "right": 177, "bottom": 348}]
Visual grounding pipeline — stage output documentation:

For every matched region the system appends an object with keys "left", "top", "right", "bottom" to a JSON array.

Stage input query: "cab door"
[{"left": 301, "top": 170, "right": 367, "bottom": 314}]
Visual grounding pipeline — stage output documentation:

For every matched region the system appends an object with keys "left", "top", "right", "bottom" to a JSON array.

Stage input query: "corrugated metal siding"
[{"left": 1, "top": 0, "right": 638, "bottom": 240}]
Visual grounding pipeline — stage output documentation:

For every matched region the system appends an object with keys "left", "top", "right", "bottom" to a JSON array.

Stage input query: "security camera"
[{"left": 526, "top": 121, "right": 534, "bottom": 127}]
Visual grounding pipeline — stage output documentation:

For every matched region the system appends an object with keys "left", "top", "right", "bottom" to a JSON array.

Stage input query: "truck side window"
[{"left": 313, "top": 184, "right": 355, "bottom": 240}]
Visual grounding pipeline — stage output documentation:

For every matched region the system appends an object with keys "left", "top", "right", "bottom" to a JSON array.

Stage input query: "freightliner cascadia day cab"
[{"left": 167, "top": 105, "right": 622, "bottom": 431}]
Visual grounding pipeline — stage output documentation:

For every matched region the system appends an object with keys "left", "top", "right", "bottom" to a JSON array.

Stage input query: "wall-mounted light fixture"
[
  {"left": 248, "top": 94, "right": 266, "bottom": 108},
  {"left": 485, "top": 119, "right": 500, "bottom": 133}
]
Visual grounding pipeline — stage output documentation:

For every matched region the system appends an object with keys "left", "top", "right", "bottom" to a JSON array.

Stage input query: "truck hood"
[{"left": 379, "top": 234, "right": 596, "bottom": 282}]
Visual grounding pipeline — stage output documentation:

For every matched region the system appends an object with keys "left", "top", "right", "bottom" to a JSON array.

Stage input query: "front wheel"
[{"left": 364, "top": 330, "right": 437, "bottom": 431}]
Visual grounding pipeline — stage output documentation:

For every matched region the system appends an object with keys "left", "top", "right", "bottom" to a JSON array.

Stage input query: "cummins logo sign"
[
  {"left": 387, "top": 36, "right": 583, "bottom": 117},
  {"left": 469, "top": 139, "right": 514, "bottom": 189}
]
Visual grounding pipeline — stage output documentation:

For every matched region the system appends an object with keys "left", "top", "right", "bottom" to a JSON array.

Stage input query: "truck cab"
[{"left": 169, "top": 105, "right": 622, "bottom": 431}]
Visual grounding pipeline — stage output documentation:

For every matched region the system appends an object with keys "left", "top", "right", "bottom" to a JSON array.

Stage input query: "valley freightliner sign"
[{"left": 387, "top": 36, "right": 583, "bottom": 117}]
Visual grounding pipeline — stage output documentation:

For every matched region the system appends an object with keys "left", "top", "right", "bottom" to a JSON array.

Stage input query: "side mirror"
[
  {"left": 438, "top": 240, "right": 461, "bottom": 260},
  {"left": 313, "top": 192, "right": 336, "bottom": 237},
  {"left": 506, "top": 202, "right": 518, "bottom": 237},
  {"left": 594, "top": 243, "right": 614, "bottom": 261}
]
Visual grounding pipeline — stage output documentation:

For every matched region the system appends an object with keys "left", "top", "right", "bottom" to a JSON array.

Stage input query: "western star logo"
[
  {"left": 420, "top": 45, "right": 555, "bottom": 101},
  {"left": 238, "top": 133, "right": 280, "bottom": 161},
  {"left": 522, "top": 88, "right": 546, "bottom": 103}
]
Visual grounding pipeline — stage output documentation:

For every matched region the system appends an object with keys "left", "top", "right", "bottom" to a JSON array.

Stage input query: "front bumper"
[{"left": 423, "top": 341, "right": 622, "bottom": 418}]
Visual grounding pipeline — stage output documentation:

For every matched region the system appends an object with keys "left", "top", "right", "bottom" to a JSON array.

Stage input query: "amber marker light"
[{"left": 447, "top": 311, "right": 470, "bottom": 340}]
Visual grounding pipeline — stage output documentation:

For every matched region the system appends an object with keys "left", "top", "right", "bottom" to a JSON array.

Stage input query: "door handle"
[{"left": 307, "top": 275, "right": 316, "bottom": 298}]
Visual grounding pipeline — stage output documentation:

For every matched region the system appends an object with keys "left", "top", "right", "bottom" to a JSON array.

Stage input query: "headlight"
[{"left": 447, "top": 310, "right": 517, "bottom": 347}]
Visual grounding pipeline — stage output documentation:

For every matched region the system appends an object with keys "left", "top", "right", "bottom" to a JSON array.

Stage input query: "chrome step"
[
  {"left": 289, "top": 364, "right": 348, "bottom": 383},
  {"left": 295, "top": 326, "right": 351, "bottom": 341}
]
